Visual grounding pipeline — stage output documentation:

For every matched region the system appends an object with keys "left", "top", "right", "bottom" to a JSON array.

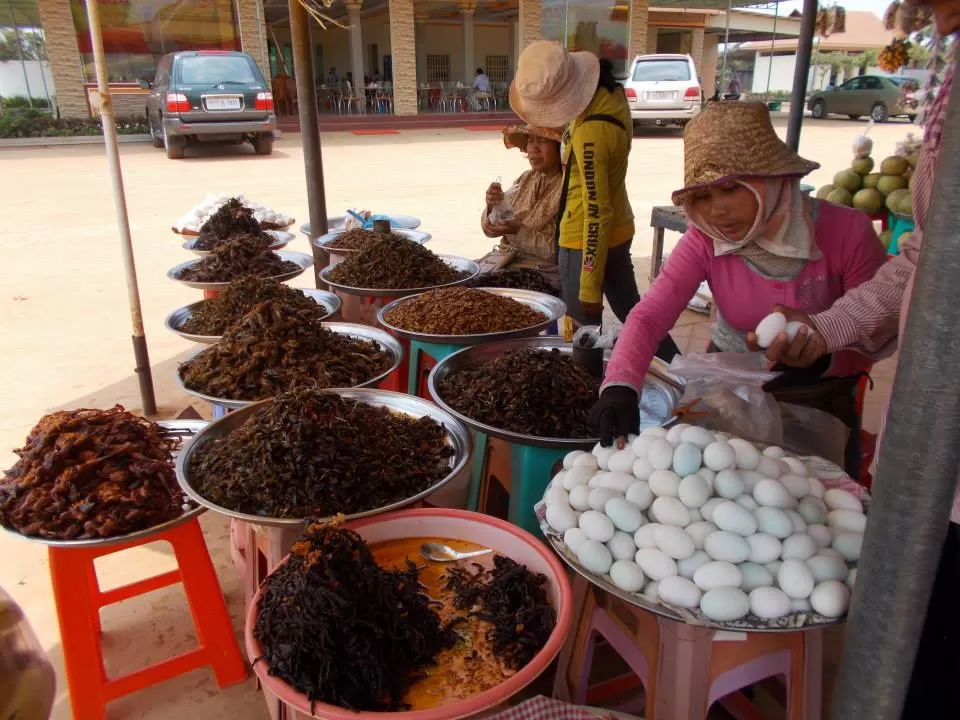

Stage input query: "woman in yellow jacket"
[{"left": 510, "top": 42, "right": 679, "bottom": 359}]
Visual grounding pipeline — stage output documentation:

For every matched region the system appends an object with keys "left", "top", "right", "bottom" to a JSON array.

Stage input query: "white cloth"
[{"left": 474, "top": 73, "right": 491, "bottom": 92}]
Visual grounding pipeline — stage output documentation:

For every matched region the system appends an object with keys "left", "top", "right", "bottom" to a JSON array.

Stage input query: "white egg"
[
  {"left": 750, "top": 586, "right": 791, "bottom": 619},
  {"left": 689, "top": 508, "right": 703, "bottom": 522},
  {"left": 625, "top": 481, "right": 654, "bottom": 510},
  {"left": 641, "top": 426, "right": 667, "bottom": 437},
  {"left": 714, "top": 469, "right": 746, "bottom": 500},
  {"left": 678, "top": 550, "right": 712, "bottom": 579},
  {"left": 578, "top": 540, "right": 613, "bottom": 575},
  {"left": 778, "top": 559, "right": 815, "bottom": 599},
  {"left": 697, "top": 467, "right": 716, "bottom": 490},
  {"left": 587, "top": 471, "right": 610, "bottom": 488},
  {"left": 587, "top": 487, "right": 622, "bottom": 512},
  {"left": 784, "top": 320, "right": 812, "bottom": 342},
  {"left": 810, "top": 580, "right": 851, "bottom": 618},
  {"left": 608, "top": 531, "right": 639, "bottom": 561},
  {"left": 754, "top": 507, "right": 794, "bottom": 539},
  {"left": 572, "top": 452, "right": 599, "bottom": 471},
  {"left": 693, "top": 560, "right": 742, "bottom": 591},
  {"left": 754, "top": 311, "right": 787, "bottom": 348},
  {"left": 678, "top": 475, "right": 711, "bottom": 509},
  {"left": 672, "top": 443, "right": 703, "bottom": 477},
  {"left": 741, "top": 470, "right": 766, "bottom": 492},
  {"left": 791, "top": 597, "right": 812, "bottom": 612},
  {"left": 736, "top": 496, "right": 759, "bottom": 511},
  {"left": 546, "top": 504, "right": 577, "bottom": 533},
  {"left": 681, "top": 426, "right": 716, "bottom": 449},
  {"left": 823, "top": 489, "right": 863, "bottom": 513},
  {"left": 608, "top": 449, "right": 638, "bottom": 474},
  {"left": 580, "top": 510, "right": 616, "bottom": 542},
  {"left": 569, "top": 485, "right": 592, "bottom": 511},
  {"left": 832, "top": 532, "right": 864, "bottom": 562},
  {"left": 762, "top": 446, "right": 786, "bottom": 459},
  {"left": 650, "top": 497, "right": 691, "bottom": 527},
  {"left": 846, "top": 568, "right": 857, "bottom": 590},
  {"left": 703, "top": 441, "right": 736, "bottom": 471},
  {"left": 591, "top": 471, "right": 635, "bottom": 493},
  {"left": 649, "top": 469, "right": 682, "bottom": 498},
  {"left": 807, "top": 554, "right": 848, "bottom": 583},
  {"left": 563, "top": 527, "right": 588, "bottom": 555},
  {"left": 785, "top": 510, "right": 808, "bottom": 534},
  {"left": 634, "top": 523, "right": 661, "bottom": 549},
  {"left": 826, "top": 509, "right": 867, "bottom": 534},
  {"left": 544, "top": 486, "right": 570, "bottom": 507},
  {"left": 713, "top": 501, "right": 759, "bottom": 536},
  {"left": 704, "top": 531, "right": 751, "bottom": 564},
  {"left": 665, "top": 423, "right": 690, "bottom": 445},
  {"left": 632, "top": 457, "right": 654, "bottom": 480},
  {"left": 782, "top": 457, "right": 809, "bottom": 477},
  {"left": 798, "top": 497, "right": 827, "bottom": 525},
  {"left": 594, "top": 447, "right": 615, "bottom": 471},
  {"left": 746, "top": 534, "right": 783, "bottom": 564},
  {"left": 606, "top": 498, "right": 646, "bottom": 533},
  {"left": 685, "top": 521, "right": 718, "bottom": 550},
  {"left": 807, "top": 524, "right": 832, "bottom": 548},
  {"left": 700, "top": 497, "right": 725, "bottom": 523},
  {"left": 631, "top": 435, "right": 655, "bottom": 458},
  {"left": 646, "top": 438, "right": 676, "bottom": 470},
  {"left": 658, "top": 576, "right": 702, "bottom": 608},
  {"left": 756, "top": 456, "right": 784, "bottom": 479},
  {"left": 701, "top": 587, "right": 750, "bottom": 622},
  {"left": 781, "top": 534, "right": 818, "bottom": 561},
  {"left": 728, "top": 438, "right": 761, "bottom": 471},
  {"left": 753, "top": 479, "right": 795, "bottom": 509},
  {"left": 655, "top": 526, "right": 696, "bottom": 560},
  {"left": 806, "top": 476, "right": 825, "bottom": 498},
  {"left": 779, "top": 474, "right": 809, "bottom": 499},
  {"left": 562, "top": 468, "right": 592, "bottom": 490},
  {"left": 635, "top": 548, "right": 678, "bottom": 581},
  {"left": 642, "top": 580, "right": 660, "bottom": 600},
  {"left": 738, "top": 562, "right": 774, "bottom": 592},
  {"left": 817, "top": 547, "right": 846, "bottom": 562},
  {"left": 609, "top": 560, "right": 646, "bottom": 592},
  {"left": 551, "top": 471, "right": 567, "bottom": 488},
  {"left": 766, "top": 560, "right": 783, "bottom": 577}
]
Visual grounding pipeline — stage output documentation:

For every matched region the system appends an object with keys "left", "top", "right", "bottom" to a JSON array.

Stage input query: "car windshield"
[
  {"left": 632, "top": 59, "right": 691, "bottom": 82},
  {"left": 889, "top": 77, "right": 906, "bottom": 86},
  {"left": 179, "top": 56, "right": 257, "bottom": 85}
]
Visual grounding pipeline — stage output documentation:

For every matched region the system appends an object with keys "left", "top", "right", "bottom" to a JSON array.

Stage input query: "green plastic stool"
[
  {"left": 887, "top": 212, "right": 915, "bottom": 255},
  {"left": 408, "top": 339, "right": 468, "bottom": 398},
  {"left": 507, "top": 443, "right": 570, "bottom": 534}
]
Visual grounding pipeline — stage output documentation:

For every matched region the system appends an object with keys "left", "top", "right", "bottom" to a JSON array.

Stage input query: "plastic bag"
[
  {"left": 573, "top": 325, "right": 619, "bottom": 350},
  {"left": 779, "top": 402, "right": 849, "bottom": 469},
  {"left": 488, "top": 177, "right": 517, "bottom": 225}
]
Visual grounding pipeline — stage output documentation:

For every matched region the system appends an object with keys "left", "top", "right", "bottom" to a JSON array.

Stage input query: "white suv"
[{"left": 623, "top": 54, "right": 702, "bottom": 130}]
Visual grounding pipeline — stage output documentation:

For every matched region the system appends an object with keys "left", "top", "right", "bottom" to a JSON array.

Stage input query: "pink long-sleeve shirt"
[{"left": 603, "top": 201, "right": 888, "bottom": 395}]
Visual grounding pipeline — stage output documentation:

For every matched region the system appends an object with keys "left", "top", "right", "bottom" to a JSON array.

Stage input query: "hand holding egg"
[{"left": 748, "top": 306, "right": 828, "bottom": 369}]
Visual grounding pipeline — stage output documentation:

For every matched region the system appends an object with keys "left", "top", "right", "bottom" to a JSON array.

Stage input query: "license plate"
[
  {"left": 206, "top": 97, "right": 241, "bottom": 111},
  {"left": 649, "top": 91, "right": 675, "bottom": 101}
]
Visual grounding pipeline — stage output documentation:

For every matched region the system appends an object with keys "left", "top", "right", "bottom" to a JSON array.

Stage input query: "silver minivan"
[{"left": 622, "top": 54, "right": 702, "bottom": 130}]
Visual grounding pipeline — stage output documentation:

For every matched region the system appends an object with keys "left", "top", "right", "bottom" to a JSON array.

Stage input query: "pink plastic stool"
[{"left": 554, "top": 576, "right": 823, "bottom": 719}]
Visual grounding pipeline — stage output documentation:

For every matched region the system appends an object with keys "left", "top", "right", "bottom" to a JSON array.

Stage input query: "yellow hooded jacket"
[{"left": 559, "top": 87, "right": 636, "bottom": 304}]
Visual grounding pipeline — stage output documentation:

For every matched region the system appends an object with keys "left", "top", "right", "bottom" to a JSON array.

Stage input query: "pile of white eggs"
[
  {"left": 543, "top": 425, "right": 866, "bottom": 624},
  {"left": 174, "top": 193, "right": 293, "bottom": 233}
]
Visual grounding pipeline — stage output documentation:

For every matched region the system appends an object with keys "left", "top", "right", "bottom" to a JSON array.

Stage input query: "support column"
[
  {"left": 388, "top": 0, "right": 419, "bottom": 115},
  {"left": 508, "top": 20, "right": 517, "bottom": 78},
  {"left": 629, "top": 0, "right": 650, "bottom": 58},
  {"left": 691, "top": 27, "right": 705, "bottom": 81},
  {"left": 36, "top": 0, "right": 88, "bottom": 117},
  {"left": 701, "top": 34, "right": 719, "bottom": 98},
  {"left": 415, "top": 9, "right": 429, "bottom": 83},
  {"left": 461, "top": 1, "right": 477, "bottom": 83},
  {"left": 236, "top": 0, "right": 270, "bottom": 79},
  {"left": 518, "top": 0, "right": 541, "bottom": 50},
  {"left": 346, "top": 0, "right": 365, "bottom": 87}
]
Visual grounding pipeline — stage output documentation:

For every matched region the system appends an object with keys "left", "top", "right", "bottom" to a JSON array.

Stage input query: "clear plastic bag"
[
  {"left": 488, "top": 177, "right": 516, "bottom": 225},
  {"left": 573, "top": 325, "right": 619, "bottom": 350}
]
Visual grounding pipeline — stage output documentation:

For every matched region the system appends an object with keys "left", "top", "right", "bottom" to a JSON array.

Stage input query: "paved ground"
[{"left": 0, "top": 117, "right": 908, "bottom": 719}]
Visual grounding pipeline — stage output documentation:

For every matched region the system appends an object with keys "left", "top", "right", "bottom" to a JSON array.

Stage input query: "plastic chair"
[
  {"left": 48, "top": 517, "right": 247, "bottom": 720},
  {"left": 554, "top": 576, "right": 823, "bottom": 719},
  {"left": 407, "top": 339, "right": 467, "bottom": 398}
]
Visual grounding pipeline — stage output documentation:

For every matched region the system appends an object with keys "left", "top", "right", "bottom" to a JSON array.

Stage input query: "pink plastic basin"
[{"left": 245, "top": 508, "right": 573, "bottom": 720}]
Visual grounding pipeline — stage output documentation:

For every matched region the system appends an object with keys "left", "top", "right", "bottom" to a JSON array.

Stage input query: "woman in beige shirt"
[{"left": 480, "top": 125, "right": 564, "bottom": 287}]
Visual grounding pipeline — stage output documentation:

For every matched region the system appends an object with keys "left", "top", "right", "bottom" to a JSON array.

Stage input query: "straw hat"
[
  {"left": 509, "top": 41, "right": 600, "bottom": 128},
  {"left": 502, "top": 125, "right": 563, "bottom": 152},
  {"left": 672, "top": 102, "right": 820, "bottom": 204}
]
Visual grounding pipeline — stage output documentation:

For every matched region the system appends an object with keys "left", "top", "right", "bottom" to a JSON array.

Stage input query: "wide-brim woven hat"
[
  {"left": 671, "top": 101, "right": 820, "bottom": 205},
  {"left": 509, "top": 41, "right": 600, "bottom": 128},
  {"left": 502, "top": 124, "right": 564, "bottom": 152}
]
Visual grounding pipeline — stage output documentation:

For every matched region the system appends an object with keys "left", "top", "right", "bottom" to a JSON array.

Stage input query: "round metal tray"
[
  {"left": 176, "top": 322, "right": 405, "bottom": 410},
  {"left": 181, "top": 230, "right": 296, "bottom": 257},
  {"left": 427, "top": 336, "right": 683, "bottom": 449},
  {"left": 176, "top": 220, "right": 295, "bottom": 237},
  {"left": 164, "top": 289, "right": 342, "bottom": 345},
  {"left": 377, "top": 287, "right": 567, "bottom": 345},
  {"left": 175, "top": 388, "right": 472, "bottom": 527},
  {"left": 166, "top": 250, "right": 313, "bottom": 291},
  {"left": 311, "top": 228, "right": 431, "bottom": 255},
  {"left": 320, "top": 254, "right": 480, "bottom": 298},
  {"left": 301, "top": 214, "right": 421, "bottom": 236},
  {"left": 0, "top": 421, "right": 209, "bottom": 548}
]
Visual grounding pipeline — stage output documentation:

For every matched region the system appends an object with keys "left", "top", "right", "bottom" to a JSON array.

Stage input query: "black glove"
[{"left": 588, "top": 386, "right": 639, "bottom": 448}]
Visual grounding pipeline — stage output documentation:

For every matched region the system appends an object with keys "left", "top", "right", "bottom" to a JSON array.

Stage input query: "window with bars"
[
  {"left": 426, "top": 54, "right": 450, "bottom": 82},
  {"left": 485, "top": 55, "right": 509, "bottom": 82}
]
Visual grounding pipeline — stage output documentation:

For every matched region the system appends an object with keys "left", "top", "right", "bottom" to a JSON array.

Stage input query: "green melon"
[
  {"left": 886, "top": 188, "right": 909, "bottom": 213},
  {"left": 880, "top": 156, "right": 909, "bottom": 176},
  {"left": 862, "top": 173, "right": 881, "bottom": 189},
  {"left": 908, "top": 173, "right": 914, "bottom": 190},
  {"left": 877, "top": 174, "right": 908, "bottom": 195},
  {"left": 853, "top": 188, "right": 885, "bottom": 214},
  {"left": 898, "top": 192, "right": 914, "bottom": 216},
  {"left": 834, "top": 170, "right": 862, "bottom": 192},
  {"left": 906, "top": 153, "right": 920, "bottom": 168},
  {"left": 879, "top": 229, "right": 892, "bottom": 249},
  {"left": 816, "top": 185, "right": 836, "bottom": 199},
  {"left": 827, "top": 188, "right": 854, "bottom": 207},
  {"left": 851, "top": 156, "right": 875, "bottom": 175}
]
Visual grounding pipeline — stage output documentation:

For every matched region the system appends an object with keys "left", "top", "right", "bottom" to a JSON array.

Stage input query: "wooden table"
[{"left": 649, "top": 205, "right": 688, "bottom": 283}]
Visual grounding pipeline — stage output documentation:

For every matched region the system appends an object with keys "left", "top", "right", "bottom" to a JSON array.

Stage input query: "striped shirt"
[{"left": 811, "top": 65, "right": 957, "bottom": 523}]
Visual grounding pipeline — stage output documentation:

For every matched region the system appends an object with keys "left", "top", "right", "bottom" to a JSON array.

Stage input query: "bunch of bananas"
[{"left": 879, "top": 38, "right": 911, "bottom": 72}]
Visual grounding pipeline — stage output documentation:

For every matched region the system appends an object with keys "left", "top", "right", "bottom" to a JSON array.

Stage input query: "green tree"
[{"left": 0, "top": 28, "right": 47, "bottom": 62}]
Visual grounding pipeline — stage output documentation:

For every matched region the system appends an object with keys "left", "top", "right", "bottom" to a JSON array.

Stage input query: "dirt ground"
[{"left": 0, "top": 117, "right": 907, "bottom": 719}]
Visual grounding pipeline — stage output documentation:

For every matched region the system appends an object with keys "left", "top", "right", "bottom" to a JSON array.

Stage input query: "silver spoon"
[{"left": 420, "top": 542, "right": 492, "bottom": 563}]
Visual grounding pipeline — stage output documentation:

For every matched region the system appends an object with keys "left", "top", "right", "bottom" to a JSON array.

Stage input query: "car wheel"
[
  {"left": 254, "top": 132, "right": 274, "bottom": 155},
  {"left": 163, "top": 125, "right": 185, "bottom": 159},
  {"left": 632, "top": 121, "right": 641, "bottom": 137},
  {"left": 908, "top": 114, "right": 918, "bottom": 123},
  {"left": 150, "top": 116, "right": 163, "bottom": 148},
  {"left": 848, "top": 114, "right": 860, "bottom": 121},
  {"left": 811, "top": 100, "right": 826, "bottom": 119},
  {"left": 871, "top": 102, "right": 889, "bottom": 122}
]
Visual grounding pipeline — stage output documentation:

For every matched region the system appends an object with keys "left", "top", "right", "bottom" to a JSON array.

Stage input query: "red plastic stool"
[{"left": 48, "top": 516, "right": 248, "bottom": 720}]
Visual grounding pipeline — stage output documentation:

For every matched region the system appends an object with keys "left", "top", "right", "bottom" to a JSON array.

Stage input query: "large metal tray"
[
  {"left": 1, "top": 421, "right": 208, "bottom": 548},
  {"left": 181, "top": 230, "right": 295, "bottom": 257},
  {"left": 166, "top": 251, "right": 313, "bottom": 291},
  {"left": 310, "top": 228, "right": 431, "bottom": 254},
  {"left": 176, "top": 322, "right": 404, "bottom": 410},
  {"left": 427, "top": 336, "right": 683, "bottom": 449},
  {"left": 176, "top": 221, "right": 295, "bottom": 237},
  {"left": 377, "top": 287, "right": 567, "bottom": 345},
  {"left": 175, "top": 388, "right": 472, "bottom": 527},
  {"left": 301, "top": 213, "right": 422, "bottom": 236},
  {"left": 164, "top": 289, "right": 342, "bottom": 345},
  {"left": 320, "top": 254, "right": 480, "bottom": 298}
]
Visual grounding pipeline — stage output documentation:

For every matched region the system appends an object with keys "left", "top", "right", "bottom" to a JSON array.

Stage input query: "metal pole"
[
  {"left": 9, "top": 0, "right": 34, "bottom": 108},
  {"left": 831, "top": 51, "right": 960, "bottom": 720},
  {"left": 764, "top": 5, "right": 778, "bottom": 97},
  {"left": 288, "top": 0, "right": 329, "bottom": 289},
  {"left": 718, "top": 0, "right": 731, "bottom": 95},
  {"left": 83, "top": 0, "right": 156, "bottom": 415},
  {"left": 785, "top": 0, "right": 817, "bottom": 150}
]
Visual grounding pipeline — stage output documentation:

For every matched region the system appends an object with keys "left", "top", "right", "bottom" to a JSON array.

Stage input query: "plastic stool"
[
  {"left": 408, "top": 339, "right": 466, "bottom": 397},
  {"left": 48, "top": 517, "right": 247, "bottom": 720},
  {"left": 229, "top": 518, "right": 248, "bottom": 571},
  {"left": 887, "top": 212, "right": 915, "bottom": 255},
  {"left": 203, "top": 290, "right": 221, "bottom": 300},
  {"left": 555, "top": 576, "right": 823, "bottom": 719}
]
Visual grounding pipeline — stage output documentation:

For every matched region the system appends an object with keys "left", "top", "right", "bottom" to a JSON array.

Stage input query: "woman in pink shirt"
[{"left": 589, "top": 102, "right": 887, "bottom": 476}]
